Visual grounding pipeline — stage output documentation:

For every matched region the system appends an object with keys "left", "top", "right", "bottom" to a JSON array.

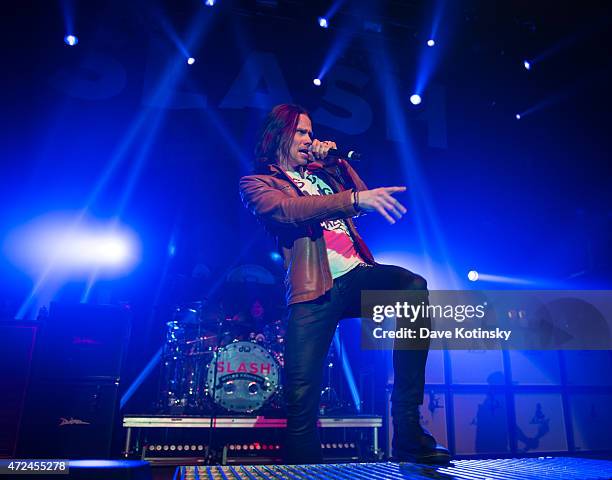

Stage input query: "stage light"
[
  {"left": 410, "top": 94, "right": 422, "bottom": 105},
  {"left": 523, "top": 60, "right": 531, "bottom": 70},
  {"left": 187, "top": 57, "right": 196, "bottom": 65},
  {"left": 64, "top": 34, "right": 78, "bottom": 46},
  {"left": 4, "top": 214, "right": 139, "bottom": 275},
  {"left": 427, "top": 39, "right": 435, "bottom": 47},
  {"left": 313, "top": 78, "right": 322, "bottom": 86},
  {"left": 466, "top": 272, "right": 539, "bottom": 286},
  {"left": 516, "top": 114, "right": 521, "bottom": 120},
  {"left": 66, "top": 234, "right": 130, "bottom": 265},
  {"left": 79, "top": 235, "right": 131, "bottom": 266},
  {"left": 204, "top": 0, "right": 215, "bottom": 6},
  {"left": 269, "top": 251, "right": 282, "bottom": 262},
  {"left": 333, "top": 332, "right": 361, "bottom": 413},
  {"left": 318, "top": 17, "right": 328, "bottom": 28}
]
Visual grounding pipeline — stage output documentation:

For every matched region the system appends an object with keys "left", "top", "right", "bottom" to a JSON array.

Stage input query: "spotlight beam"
[
  {"left": 18, "top": 11, "right": 216, "bottom": 314},
  {"left": 152, "top": 7, "right": 190, "bottom": 58},
  {"left": 532, "top": 17, "right": 610, "bottom": 65},
  {"left": 323, "top": 0, "right": 347, "bottom": 24},
  {"left": 367, "top": 42, "right": 460, "bottom": 289},
  {"left": 415, "top": 0, "right": 446, "bottom": 96},
  {"left": 516, "top": 69, "right": 609, "bottom": 120},
  {"left": 317, "top": 31, "right": 354, "bottom": 83},
  {"left": 120, "top": 347, "right": 163, "bottom": 410},
  {"left": 471, "top": 273, "right": 535, "bottom": 286},
  {"left": 428, "top": 0, "right": 445, "bottom": 43},
  {"left": 61, "top": 0, "right": 75, "bottom": 41},
  {"left": 333, "top": 330, "right": 361, "bottom": 413},
  {"left": 199, "top": 106, "right": 252, "bottom": 173},
  {"left": 83, "top": 14, "right": 216, "bottom": 299}
]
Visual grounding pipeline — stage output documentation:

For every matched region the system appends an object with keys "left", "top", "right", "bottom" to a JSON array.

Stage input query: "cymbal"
[
  {"left": 184, "top": 334, "right": 217, "bottom": 345},
  {"left": 225, "top": 264, "right": 277, "bottom": 284}
]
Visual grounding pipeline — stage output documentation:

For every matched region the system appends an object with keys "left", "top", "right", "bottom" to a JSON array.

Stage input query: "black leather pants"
[{"left": 283, "top": 263, "right": 429, "bottom": 464}]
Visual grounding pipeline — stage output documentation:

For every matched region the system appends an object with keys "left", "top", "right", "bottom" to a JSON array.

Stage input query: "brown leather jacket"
[{"left": 239, "top": 160, "right": 375, "bottom": 305}]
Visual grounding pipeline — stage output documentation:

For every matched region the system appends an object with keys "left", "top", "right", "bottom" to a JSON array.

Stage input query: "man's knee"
[
  {"left": 396, "top": 268, "right": 428, "bottom": 291},
  {"left": 410, "top": 273, "right": 427, "bottom": 291}
]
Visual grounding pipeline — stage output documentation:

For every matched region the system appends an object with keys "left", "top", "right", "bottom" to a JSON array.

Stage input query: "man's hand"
[
  {"left": 357, "top": 187, "right": 407, "bottom": 224},
  {"left": 308, "top": 139, "right": 338, "bottom": 167}
]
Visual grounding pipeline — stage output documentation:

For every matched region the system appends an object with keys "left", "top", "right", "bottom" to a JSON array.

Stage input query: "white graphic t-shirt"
[{"left": 285, "top": 170, "right": 364, "bottom": 279}]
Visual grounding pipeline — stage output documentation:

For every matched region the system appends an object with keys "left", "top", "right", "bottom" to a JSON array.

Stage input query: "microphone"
[
  {"left": 308, "top": 145, "right": 361, "bottom": 161},
  {"left": 328, "top": 148, "right": 361, "bottom": 161}
]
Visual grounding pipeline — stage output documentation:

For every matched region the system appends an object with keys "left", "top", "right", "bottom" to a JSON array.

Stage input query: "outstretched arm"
[
  {"left": 240, "top": 176, "right": 407, "bottom": 227},
  {"left": 239, "top": 176, "right": 359, "bottom": 227},
  {"left": 357, "top": 186, "right": 407, "bottom": 224}
]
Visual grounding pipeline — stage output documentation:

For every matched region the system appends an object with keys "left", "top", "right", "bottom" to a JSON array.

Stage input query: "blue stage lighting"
[
  {"left": 515, "top": 113, "right": 521, "bottom": 120},
  {"left": 187, "top": 57, "right": 196, "bottom": 65},
  {"left": 75, "top": 235, "right": 131, "bottom": 266},
  {"left": 270, "top": 251, "right": 282, "bottom": 262},
  {"left": 410, "top": 94, "right": 422, "bottom": 105},
  {"left": 64, "top": 34, "right": 78, "bottom": 46},
  {"left": 204, "top": 0, "right": 215, "bottom": 6},
  {"left": 467, "top": 272, "right": 539, "bottom": 286},
  {"left": 523, "top": 60, "right": 531, "bottom": 70},
  {"left": 468, "top": 270, "right": 479, "bottom": 282},
  {"left": 318, "top": 17, "right": 328, "bottom": 28},
  {"left": 5, "top": 215, "right": 139, "bottom": 274},
  {"left": 427, "top": 39, "right": 435, "bottom": 47},
  {"left": 313, "top": 78, "right": 322, "bottom": 86},
  {"left": 363, "top": 20, "right": 382, "bottom": 33},
  {"left": 333, "top": 331, "right": 361, "bottom": 413}
]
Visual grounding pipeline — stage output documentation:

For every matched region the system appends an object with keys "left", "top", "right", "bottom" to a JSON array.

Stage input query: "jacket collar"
[
  {"left": 267, "top": 163, "right": 310, "bottom": 181},
  {"left": 267, "top": 163, "right": 345, "bottom": 194},
  {"left": 267, "top": 163, "right": 284, "bottom": 176},
  {"left": 267, "top": 163, "right": 305, "bottom": 176},
  {"left": 259, "top": 164, "right": 300, "bottom": 196}
]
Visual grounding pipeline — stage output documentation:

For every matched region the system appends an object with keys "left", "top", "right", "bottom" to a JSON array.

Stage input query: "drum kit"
[
  {"left": 158, "top": 264, "right": 350, "bottom": 416},
  {"left": 158, "top": 300, "right": 287, "bottom": 415}
]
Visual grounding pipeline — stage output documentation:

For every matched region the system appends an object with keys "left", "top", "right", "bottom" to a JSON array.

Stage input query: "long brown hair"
[{"left": 253, "top": 104, "right": 309, "bottom": 173}]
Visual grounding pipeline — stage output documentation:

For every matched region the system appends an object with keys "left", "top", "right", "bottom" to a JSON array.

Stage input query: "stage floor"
[{"left": 161, "top": 457, "right": 612, "bottom": 480}]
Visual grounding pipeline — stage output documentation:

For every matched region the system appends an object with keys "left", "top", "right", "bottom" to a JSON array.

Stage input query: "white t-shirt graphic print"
[{"left": 285, "top": 170, "right": 364, "bottom": 279}]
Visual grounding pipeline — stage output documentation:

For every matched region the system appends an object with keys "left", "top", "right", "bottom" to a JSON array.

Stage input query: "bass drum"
[{"left": 207, "top": 341, "right": 280, "bottom": 413}]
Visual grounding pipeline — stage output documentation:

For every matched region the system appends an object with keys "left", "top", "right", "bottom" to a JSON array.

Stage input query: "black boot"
[{"left": 392, "top": 407, "right": 450, "bottom": 464}]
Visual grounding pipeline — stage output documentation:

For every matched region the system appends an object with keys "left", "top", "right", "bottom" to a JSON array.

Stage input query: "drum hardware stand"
[
  {"left": 319, "top": 340, "right": 342, "bottom": 415},
  {"left": 205, "top": 315, "right": 226, "bottom": 465}
]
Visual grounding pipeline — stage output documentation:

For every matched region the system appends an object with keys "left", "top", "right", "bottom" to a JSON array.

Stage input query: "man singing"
[{"left": 239, "top": 104, "right": 449, "bottom": 464}]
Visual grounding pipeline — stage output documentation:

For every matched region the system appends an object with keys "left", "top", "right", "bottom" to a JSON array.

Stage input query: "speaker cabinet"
[
  {"left": 0, "top": 321, "right": 37, "bottom": 457},
  {"left": 18, "top": 302, "right": 131, "bottom": 458},
  {"left": 18, "top": 380, "right": 119, "bottom": 458},
  {"left": 33, "top": 302, "right": 131, "bottom": 381}
]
